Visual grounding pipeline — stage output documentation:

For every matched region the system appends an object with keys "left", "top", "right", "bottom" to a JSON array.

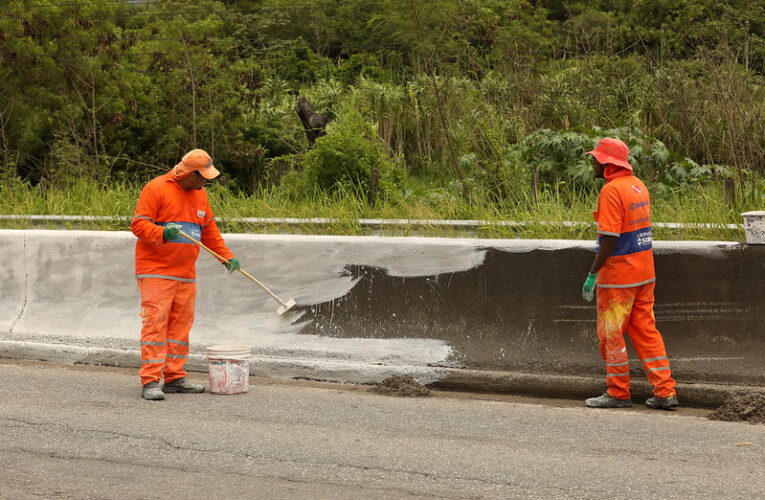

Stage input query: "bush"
[
  {"left": 514, "top": 126, "right": 732, "bottom": 195},
  {"left": 336, "top": 53, "right": 387, "bottom": 86},
  {"left": 520, "top": 128, "right": 595, "bottom": 189},
  {"left": 266, "top": 39, "right": 333, "bottom": 87},
  {"left": 275, "top": 109, "right": 406, "bottom": 201}
]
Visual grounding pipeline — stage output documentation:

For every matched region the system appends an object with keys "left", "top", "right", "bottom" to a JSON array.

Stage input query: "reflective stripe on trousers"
[
  {"left": 137, "top": 277, "right": 196, "bottom": 386},
  {"left": 596, "top": 282, "right": 676, "bottom": 399}
]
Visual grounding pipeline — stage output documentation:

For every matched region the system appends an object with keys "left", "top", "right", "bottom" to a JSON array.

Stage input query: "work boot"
[
  {"left": 162, "top": 377, "right": 205, "bottom": 394},
  {"left": 142, "top": 381, "right": 165, "bottom": 401},
  {"left": 585, "top": 393, "right": 632, "bottom": 408},
  {"left": 646, "top": 395, "right": 679, "bottom": 410}
]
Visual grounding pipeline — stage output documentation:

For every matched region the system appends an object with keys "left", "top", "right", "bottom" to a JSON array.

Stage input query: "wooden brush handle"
[{"left": 178, "top": 230, "right": 288, "bottom": 306}]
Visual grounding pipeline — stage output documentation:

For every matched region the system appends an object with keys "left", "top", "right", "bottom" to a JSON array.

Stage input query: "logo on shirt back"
[
  {"left": 631, "top": 185, "right": 642, "bottom": 194},
  {"left": 197, "top": 210, "right": 206, "bottom": 218},
  {"left": 629, "top": 200, "right": 650, "bottom": 210},
  {"left": 637, "top": 230, "right": 653, "bottom": 248}
]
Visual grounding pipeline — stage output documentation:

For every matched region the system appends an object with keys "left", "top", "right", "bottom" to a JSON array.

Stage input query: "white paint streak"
[
  {"left": 0, "top": 341, "right": 449, "bottom": 385},
  {"left": 2, "top": 230, "right": 475, "bottom": 369}
]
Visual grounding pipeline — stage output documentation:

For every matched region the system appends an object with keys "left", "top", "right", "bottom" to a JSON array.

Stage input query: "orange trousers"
[
  {"left": 137, "top": 278, "right": 196, "bottom": 386},
  {"left": 597, "top": 282, "right": 676, "bottom": 400}
]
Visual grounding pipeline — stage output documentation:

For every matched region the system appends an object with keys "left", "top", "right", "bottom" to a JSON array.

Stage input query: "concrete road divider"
[
  {"left": 1, "top": 229, "right": 763, "bottom": 406},
  {"left": 0, "top": 232, "right": 26, "bottom": 335}
]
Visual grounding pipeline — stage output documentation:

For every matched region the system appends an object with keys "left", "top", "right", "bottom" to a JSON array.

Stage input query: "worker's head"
[
  {"left": 172, "top": 149, "right": 219, "bottom": 190},
  {"left": 586, "top": 138, "right": 632, "bottom": 179}
]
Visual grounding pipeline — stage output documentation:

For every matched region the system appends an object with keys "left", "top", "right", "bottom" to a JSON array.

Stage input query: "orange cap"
[
  {"left": 586, "top": 138, "right": 632, "bottom": 171},
  {"left": 173, "top": 149, "right": 220, "bottom": 179}
]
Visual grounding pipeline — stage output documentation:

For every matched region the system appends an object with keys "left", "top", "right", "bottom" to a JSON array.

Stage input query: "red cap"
[{"left": 586, "top": 138, "right": 632, "bottom": 171}]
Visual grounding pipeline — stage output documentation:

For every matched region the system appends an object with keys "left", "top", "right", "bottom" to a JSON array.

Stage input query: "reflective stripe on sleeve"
[{"left": 133, "top": 215, "right": 155, "bottom": 223}]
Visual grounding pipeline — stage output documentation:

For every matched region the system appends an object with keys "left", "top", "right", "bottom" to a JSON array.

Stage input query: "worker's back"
[{"left": 594, "top": 174, "right": 655, "bottom": 287}]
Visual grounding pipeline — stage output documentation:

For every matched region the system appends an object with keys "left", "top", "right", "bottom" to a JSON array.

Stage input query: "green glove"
[
  {"left": 163, "top": 223, "right": 181, "bottom": 241},
  {"left": 223, "top": 258, "right": 241, "bottom": 273},
  {"left": 582, "top": 273, "right": 598, "bottom": 302}
]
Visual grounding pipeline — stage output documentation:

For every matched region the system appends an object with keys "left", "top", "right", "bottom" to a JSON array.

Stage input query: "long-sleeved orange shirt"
[
  {"left": 131, "top": 172, "right": 235, "bottom": 282},
  {"left": 593, "top": 174, "right": 655, "bottom": 288}
]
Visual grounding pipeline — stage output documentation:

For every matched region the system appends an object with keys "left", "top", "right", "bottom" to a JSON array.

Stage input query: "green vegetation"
[
  {"left": 1, "top": 0, "right": 763, "bottom": 239},
  {"left": 0, "top": 177, "right": 744, "bottom": 240}
]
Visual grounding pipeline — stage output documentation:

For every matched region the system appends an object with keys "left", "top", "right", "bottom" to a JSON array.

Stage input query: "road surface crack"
[
  {"left": 2, "top": 416, "right": 520, "bottom": 494},
  {"left": 3, "top": 447, "right": 472, "bottom": 498}
]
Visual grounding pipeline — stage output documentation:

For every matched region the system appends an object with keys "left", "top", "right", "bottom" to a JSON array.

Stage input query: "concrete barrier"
[
  {"left": 0, "top": 232, "right": 26, "bottom": 335},
  {"left": 1, "top": 229, "right": 763, "bottom": 406}
]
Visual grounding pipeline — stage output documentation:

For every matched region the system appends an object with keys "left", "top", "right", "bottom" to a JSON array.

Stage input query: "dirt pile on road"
[
  {"left": 373, "top": 375, "right": 431, "bottom": 397},
  {"left": 708, "top": 394, "right": 765, "bottom": 424}
]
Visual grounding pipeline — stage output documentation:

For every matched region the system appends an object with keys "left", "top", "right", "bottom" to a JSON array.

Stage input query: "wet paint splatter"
[{"left": 599, "top": 298, "right": 633, "bottom": 339}]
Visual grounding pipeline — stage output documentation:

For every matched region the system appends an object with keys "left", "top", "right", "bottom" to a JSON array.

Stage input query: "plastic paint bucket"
[{"left": 206, "top": 345, "right": 252, "bottom": 395}]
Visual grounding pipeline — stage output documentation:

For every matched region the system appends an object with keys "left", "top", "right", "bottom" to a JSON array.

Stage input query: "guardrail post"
[{"left": 742, "top": 211, "right": 765, "bottom": 244}]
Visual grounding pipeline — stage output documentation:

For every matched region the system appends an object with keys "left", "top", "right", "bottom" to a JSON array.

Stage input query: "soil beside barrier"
[{"left": 0, "top": 229, "right": 763, "bottom": 407}]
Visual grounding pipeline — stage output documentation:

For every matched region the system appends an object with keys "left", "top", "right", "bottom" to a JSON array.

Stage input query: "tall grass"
[{"left": 1, "top": 177, "right": 753, "bottom": 241}]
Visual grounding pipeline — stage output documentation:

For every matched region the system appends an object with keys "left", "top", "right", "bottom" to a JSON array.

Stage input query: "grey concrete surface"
[
  {"left": 1, "top": 230, "right": 763, "bottom": 406},
  {"left": 1, "top": 360, "right": 764, "bottom": 500}
]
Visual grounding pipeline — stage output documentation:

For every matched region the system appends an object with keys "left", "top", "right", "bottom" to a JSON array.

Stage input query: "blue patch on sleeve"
[{"left": 158, "top": 221, "right": 202, "bottom": 244}]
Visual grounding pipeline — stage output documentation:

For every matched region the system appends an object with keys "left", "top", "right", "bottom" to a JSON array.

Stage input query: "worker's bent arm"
[
  {"left": 589, "top": 235, "right": 618, "bottom": 274},
  {"left": 131, "top": 186, "right": 165, "bottom": 246}
]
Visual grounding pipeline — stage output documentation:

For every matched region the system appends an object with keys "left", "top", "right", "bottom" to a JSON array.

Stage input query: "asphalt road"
[{"left": 1, "top": 360, "right": 763, "bottom": 499}]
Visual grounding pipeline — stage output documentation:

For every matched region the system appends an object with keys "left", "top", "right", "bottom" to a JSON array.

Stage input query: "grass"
[{"left": 0, "top": 176, "right": 757, "bottom": 241}]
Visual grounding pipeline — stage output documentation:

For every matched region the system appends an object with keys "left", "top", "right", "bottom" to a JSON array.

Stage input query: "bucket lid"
[
  {"left": 206, "top": 344, "right": 250, "bottom": 352},
  {"left": 206, "top": 344, "right": 251, "bottom": 360}
]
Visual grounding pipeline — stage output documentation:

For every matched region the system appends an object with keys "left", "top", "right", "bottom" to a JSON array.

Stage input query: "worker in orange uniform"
[
  {"left": 581, "top": 138, "right": 678, "bottom": 410},
  {"left": 131, "top": 149, "right": 240, "bottom": 401}
]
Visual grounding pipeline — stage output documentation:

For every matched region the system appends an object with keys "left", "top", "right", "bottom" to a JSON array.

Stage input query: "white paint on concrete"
[
  {"left": 0, "top": 340, "right": 448, "bottom": 385},
  {"left": 652, "top": 240, "right": 741, "bottom": 257},
  {"left": 2, "top": 230, "right": 488, "bottom": 372}
]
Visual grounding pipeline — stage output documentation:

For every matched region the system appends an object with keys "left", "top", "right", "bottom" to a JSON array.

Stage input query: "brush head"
[{"left": 277, "top": 298, "right": 297, "bottom": 316}]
